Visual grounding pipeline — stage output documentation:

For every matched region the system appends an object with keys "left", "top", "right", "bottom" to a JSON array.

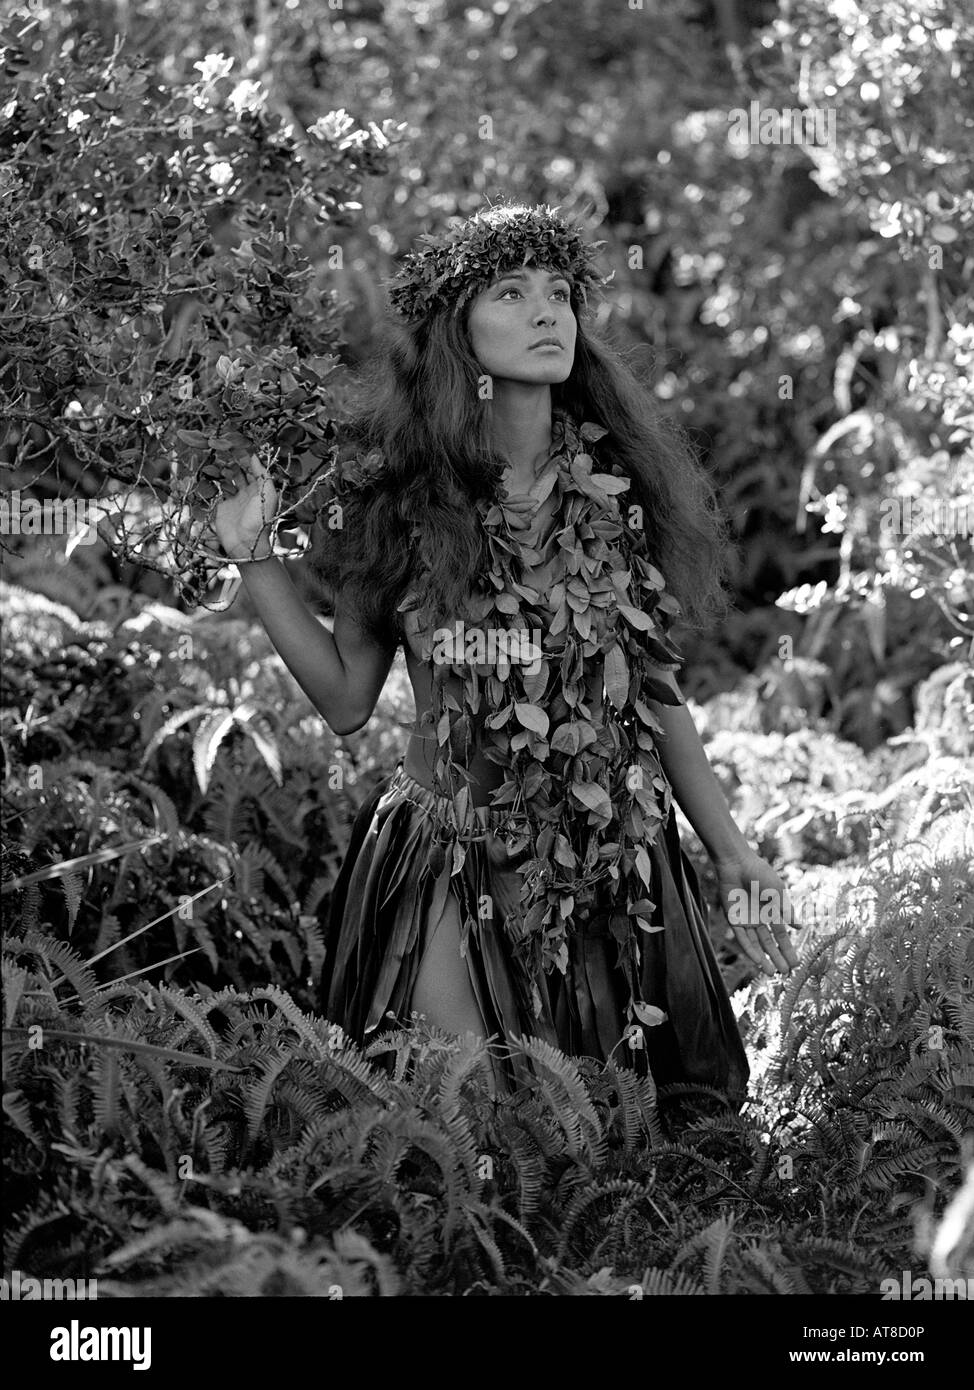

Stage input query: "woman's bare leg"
[
  {"left": 410, "top": 890, "right": 512, "bottom": 1097},
  {"left": 411, "top": 889, "right": 485, "bottom": 1037}
]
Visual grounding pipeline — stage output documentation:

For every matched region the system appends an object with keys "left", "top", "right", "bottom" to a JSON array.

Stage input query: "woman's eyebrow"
[{"left": 493, "top": 270, "right": 571, "bottom": 285}]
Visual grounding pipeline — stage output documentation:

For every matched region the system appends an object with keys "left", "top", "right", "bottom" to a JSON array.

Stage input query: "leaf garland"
[
  {"left": 383, "top": 203, "right": 614, "bottom": 324},
  {"left": 418, "top": 408, "right": 689, "bottom": 1016}
]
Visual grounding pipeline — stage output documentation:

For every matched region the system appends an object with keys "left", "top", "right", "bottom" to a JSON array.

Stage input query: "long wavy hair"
[{"left": 307, "top": 282, "right": 736, "bottom": 650}]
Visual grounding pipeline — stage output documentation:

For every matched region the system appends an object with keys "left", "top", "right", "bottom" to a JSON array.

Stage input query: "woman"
[{"left": 214, "top": 203, "right": 798, "bottom": 1099}]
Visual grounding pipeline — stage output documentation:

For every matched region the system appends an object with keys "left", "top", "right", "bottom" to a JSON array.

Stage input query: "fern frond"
[
  {"left": 244, "top": 1053, "right": 293, "bottom": 1146},
  {"left": 504, "top": 1124, "right": 547, "bottom": 1224},
  {"left": 3, "top": 1087, "right": 43, "bottom": 1148},
  {"left": 240, "top": 840, "right": 296, "bottom": 913},
  {"left": 783, "top": 1235, "right": 889, "bottom": 1288},
  {"left": 740, "top": 1242, "right": 798, "bottom": 1295},
  {"left": 237, "top": 712, "right": 283, "bottom": 787},
  {"left": 2, "top": 961, "right": 30, "bottom": 1029},
  {"left": 121, "top": 774, "right": 182, "bottom": 840},
  {"left": 91, "top": 1046, "right": 122, "bottom": 1140},
  {"left": 17, "top": 930, "right": 98, "bottom": 1004},
  {"left": 557, "top": 1178, "right": 648, "bottom": 1262},
  {"left": 461, "top": 1204, "right": 507, "bottom": 1284},
  {"left": 193, "top": 709, "right": 237, "bottom": 794},
  {"left": 701, "top": 1213, "right": 736, "bottom": 1295},
  {"left": 861, "top": 1142, "right": 950, "bottom": 1194},
  {"left": 301, "top": 873, "right": 333, "bottom": 919},
  {"left": 151, "top": 983, "right": 220, "bottom": 1056},
  {"left": 508, "top": 1034, "right": 604, "bottom": 1165},
  {"left": 464, "top": 1198, "right": 537, "bottom": 1260},
  {"left": 138, "top": 705, "right": 210, "bottom": 768},
  {"left": 57, "top": 866, "right": 83, "bottom": 934},
  {"left": 437, "top": 1036, "right": 491, "bottom": 1188},
  {"left": 604, "top": 1059, "right": 664, "bottom": 1151},
  {"left": 638, "top": 1266, "right": 706, "bottom": 1296}
]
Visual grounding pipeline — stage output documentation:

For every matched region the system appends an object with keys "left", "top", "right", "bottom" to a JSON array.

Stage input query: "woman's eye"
[{"left": 498, "top": 286, "right": 571, "bottom": 300}]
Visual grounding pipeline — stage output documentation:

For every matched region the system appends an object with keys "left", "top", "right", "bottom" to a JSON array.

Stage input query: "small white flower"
[
  {"left": 193, "top": 53, "right": 234, "bottom": 84},
  {"left": 228, "top": 79, "right": 265, "bottom": 117},
  {"left": 310, "top": 109, "right": 355, "bottom": 143},
  {"left": 209, "top": 162, "right": 234, "bottom": 188},
  {"left": 66, "top": 109, "right": 89, "bottom": 131}
]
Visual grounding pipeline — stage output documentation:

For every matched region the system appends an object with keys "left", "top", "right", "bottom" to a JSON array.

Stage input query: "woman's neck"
[{"left": 489, "top": 383, "right": 554, "bottom": 488}]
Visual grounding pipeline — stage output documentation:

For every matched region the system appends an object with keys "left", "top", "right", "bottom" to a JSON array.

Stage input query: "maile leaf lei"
[{"left": 418, "top": 409, "right": 689, "bottom": 1003}]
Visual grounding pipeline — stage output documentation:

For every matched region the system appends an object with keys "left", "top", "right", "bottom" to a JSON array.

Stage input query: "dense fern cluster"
[
  {"left": 4, "top": 857, "right": 971, "bottom": 1295},
  {"left": 2, "top": 581, "right": 972, "bottom": 1294}
]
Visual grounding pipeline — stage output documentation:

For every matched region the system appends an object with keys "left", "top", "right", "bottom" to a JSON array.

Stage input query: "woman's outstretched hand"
[
  {"left": 213, "top": 453, "right": 279, "bottom": 562},
  {"left": 712, "top": 847, "right": 801, "bottom": 976}
]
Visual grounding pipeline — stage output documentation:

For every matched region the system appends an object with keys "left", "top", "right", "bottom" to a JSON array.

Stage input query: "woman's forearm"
[
  {"left": 232, "top": 555, "right": 362, "bottom": 734},
  {"left": 646, "top": 681, "right": 750, "bottom": 864}
]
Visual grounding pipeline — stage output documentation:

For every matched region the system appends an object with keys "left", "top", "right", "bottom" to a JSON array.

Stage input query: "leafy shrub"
[
  {"left": 1, "top": 579, "right": 410, "bottom": 1006},
  {"left": 0, "top": 16, "right": 399, "bottom": 608}
]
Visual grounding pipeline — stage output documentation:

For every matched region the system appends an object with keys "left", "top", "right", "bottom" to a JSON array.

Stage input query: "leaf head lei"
[{"left": 384, "top": 202, "right": 614, "bottom": 324}]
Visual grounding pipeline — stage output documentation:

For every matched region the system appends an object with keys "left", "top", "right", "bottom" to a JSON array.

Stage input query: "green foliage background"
[{"left": 1, "top": 0, "right": 973, "bottom": 1295}]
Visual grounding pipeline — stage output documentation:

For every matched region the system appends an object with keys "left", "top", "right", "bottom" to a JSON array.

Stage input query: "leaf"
[
  {"left": 617, "top": 603, "right": 653, "bottom": 631},
  {"left": 550, "top": 722, "right": 581, "bottom": 754},
  {"left": 2, "top": 1027, "right": 243, "bottom": 1070},
  {"left": 634, "top": 699, "right": 663, "bottom": 729},
  {"left": 514, "top": 703, "right": 549, "bottom": 736},
  {"left": 641, "top": 635, "right": 685, "bottom": 667},
  {"left": 634, "top": 845, "right": 654, "bottom": 888},
  {"left": 589, "top": 473, "right": 630, "bottom": 495},
  {"left": 553, "top": 834, "right": 576, "bottom": 868},
  {"left": 643, "top": 676, "right": 684, "bottom": 706},
  {"left": 572, "top": 608, "right": 593, "bottom": 640},
  {"left": 579, "top": 421, "right": 608, "bottom": 444},
  {"left": 521, "top": 662, "right": 549, "bottom": 702},
  {"left": 175, "top": 428, "right": 210, "bottom": 449},
  {"left": 632, "top": 1002, "right": 668, "bottom": 1027},
  {"left": 603, "top": 642, "right": 629, "bottom": 709},
  {"left": 571, "top": 781, "right": 612, "bottom": 819}
]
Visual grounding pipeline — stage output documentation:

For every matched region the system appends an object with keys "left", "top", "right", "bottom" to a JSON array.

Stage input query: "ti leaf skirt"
[{"left": 322, "top": 763, "right": 750, "bottom": 1102}]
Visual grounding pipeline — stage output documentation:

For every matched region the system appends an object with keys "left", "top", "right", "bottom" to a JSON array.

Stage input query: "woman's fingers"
[
  {"left": 729, "top": 921, "right": 796, "bottom": 976},
  {"left": 730, "top": 923, "right": 769, "bottom": 971},
  {"left": 754, "top": 923, "right": 792, "bottom": 973},
  {"left": 777, "top": 923, "right": 801, "bottom": 968}
]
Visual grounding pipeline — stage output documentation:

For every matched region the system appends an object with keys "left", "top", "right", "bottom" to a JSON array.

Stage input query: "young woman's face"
[{"left": 466, "top": 264, "right": 577, "bottom": 384}]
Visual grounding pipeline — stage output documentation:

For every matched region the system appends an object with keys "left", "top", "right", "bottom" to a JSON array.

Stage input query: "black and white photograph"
[{"left": 1, "top": 0, "right": 971, "bottom": 1358}]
